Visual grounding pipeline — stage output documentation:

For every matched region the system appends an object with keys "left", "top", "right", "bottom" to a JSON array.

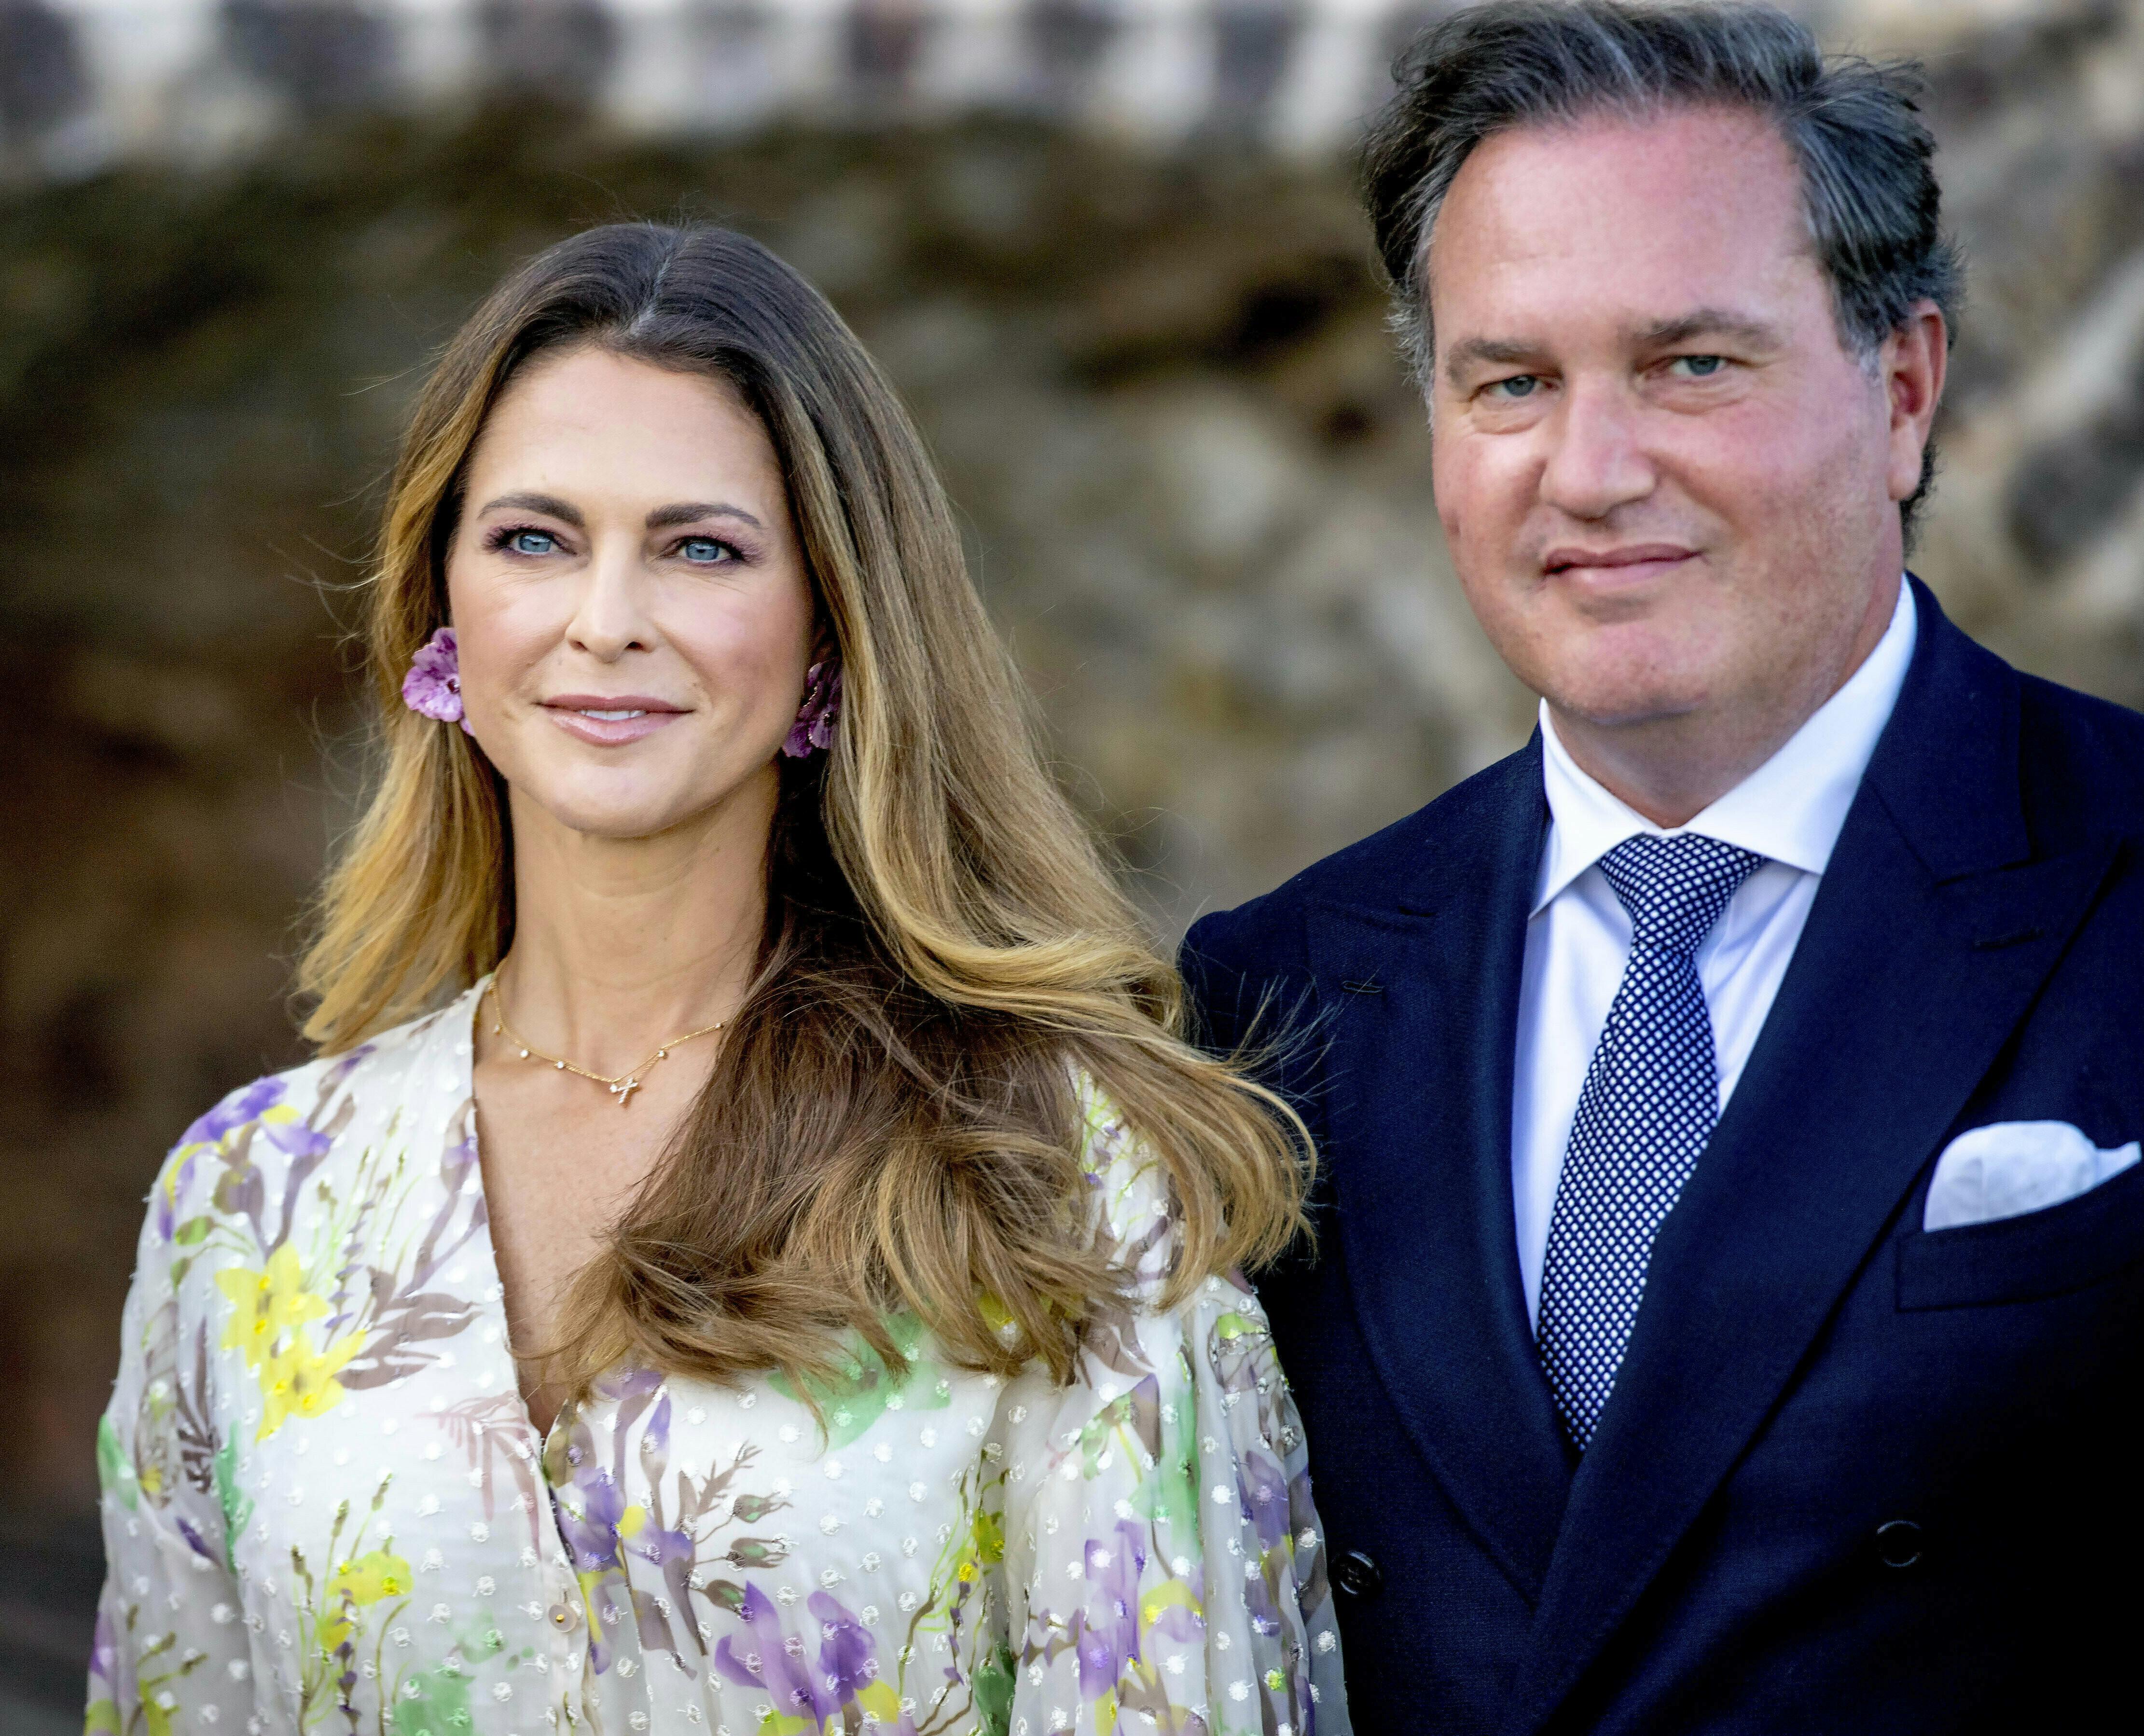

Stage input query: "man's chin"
[{"left": 1542, "top": 678, "right": 1714, "bottom": 735}]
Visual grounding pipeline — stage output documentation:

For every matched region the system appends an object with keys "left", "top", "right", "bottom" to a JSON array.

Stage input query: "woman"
[{"left": 88, "top": 222, "right": 1346, "bottom": 1736}]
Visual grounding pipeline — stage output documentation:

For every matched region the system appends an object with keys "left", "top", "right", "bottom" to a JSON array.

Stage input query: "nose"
[
  {"left": 564, "top": 541, "right": 656, "bottom": 661},
  {"left": 1537, "top": 377, "right": 1656, "bottom": 522}
]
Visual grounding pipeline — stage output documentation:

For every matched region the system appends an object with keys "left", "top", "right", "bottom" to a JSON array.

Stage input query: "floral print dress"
[{"left": 88, "top": 980, "right": 1348, "bottom": 1736}]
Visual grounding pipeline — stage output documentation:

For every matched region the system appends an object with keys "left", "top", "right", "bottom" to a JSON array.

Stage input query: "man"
[{"left": 1181, "top": 4, "right": 2144, "bottom": 1730}]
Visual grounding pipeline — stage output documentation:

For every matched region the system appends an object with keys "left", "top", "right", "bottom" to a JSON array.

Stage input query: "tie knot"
[{"left": 1597, "top": 834, "right": 1763, "bottom": 956}]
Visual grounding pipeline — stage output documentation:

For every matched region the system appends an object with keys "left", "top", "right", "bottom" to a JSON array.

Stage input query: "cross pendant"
[{"left": 610, "top": 1076, "right": 641, "bottom": 1107}]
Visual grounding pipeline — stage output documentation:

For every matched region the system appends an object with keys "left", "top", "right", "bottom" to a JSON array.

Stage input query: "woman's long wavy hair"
[{"left": 298, "top": 221, "right": 1310, "bottom": 1394}]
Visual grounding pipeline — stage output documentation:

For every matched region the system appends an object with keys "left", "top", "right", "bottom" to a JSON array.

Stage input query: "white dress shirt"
[{"left": 1512, "top": 580, "right": 1919, "bottom": 1323}]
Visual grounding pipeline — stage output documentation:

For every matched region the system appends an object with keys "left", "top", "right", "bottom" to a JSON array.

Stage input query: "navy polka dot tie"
[{"left": 1536, "top": 833, "right": 1764, "bottom": 1450}]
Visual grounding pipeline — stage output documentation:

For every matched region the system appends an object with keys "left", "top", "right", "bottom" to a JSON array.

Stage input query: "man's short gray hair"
[{"left": 1363, "top": 0, "right": 1963, "bottom": 530}]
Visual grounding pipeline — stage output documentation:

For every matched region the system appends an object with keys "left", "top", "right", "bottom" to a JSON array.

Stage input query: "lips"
[
  {"left": 541, "top": 694, "right": 687, "bottom": 746},
  {"left": 1541, "top": 543, "right": 1698, "bottom": 579}
]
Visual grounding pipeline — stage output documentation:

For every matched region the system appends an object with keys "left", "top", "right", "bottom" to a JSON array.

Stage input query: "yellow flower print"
[
  {"left": 951, "top": 1502, "right": 1003, "bottom": 1587},
  {"left": 972, "top": 1507, "right": 1005, "bottom": 1566},
  {"left": 331, "top": 1547, "right": 414, "bottom": 1605},
  {"left": 257, "top": 1328, "right": 362, "bottom": 1440},
  {"left": 215, "top": 1243, "right": 328, "bottom": 1370},
  {"left": 319, "top": 1548, "right": 414, "bottom": 1653}
]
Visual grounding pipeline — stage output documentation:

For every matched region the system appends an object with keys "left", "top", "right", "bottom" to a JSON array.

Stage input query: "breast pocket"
[{"left": 1896, "top": 1152, "right": 2144, "bottom": 1310}]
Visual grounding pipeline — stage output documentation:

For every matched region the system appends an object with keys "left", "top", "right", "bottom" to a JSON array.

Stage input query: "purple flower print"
[
  {"left": 641, "top": 1392, "right": 673, "bottom": 1472},
  {"left": 161, "top": 1076, "right": 289, "bottom": 1238},
  {"left": 1074, "top": 1520, "right": 1150, "bottom": 1695},
  {"left": 781, "top": 661, "right": 841, "bottom": 758},
  {"left": 87, "top": 1609, "right": 116, "bottom": 1695},
  {"left": 264, "top": 1117, "right": 332, "bottom": 1163},
  {"left": 438, "top": 1130, "right": 479, "bottom": 1194},
  {"left": 548, "top": 1447, "right": 629, "bottom": 1674},
  {"left": 555, "top": 1478, "right": 626, "bottom": 1573},
  {"left": 808, "top": 1591, "right": 876, "bottom": 1702},
  {"left": 318, "top": 1041, "right": 374, "bottom": 1092},
  {"left": 714, "top": 1584, "right": 840, "bottom": 1721},
  {"left": 177, "top": 1077, "right": 287, "bottom": 1153},
  {"left": 401, "top": 627, "right": 475, "bottom": 735},
  {"left": 1240, "top": 1445, "right": 1293, "bottom": 1554},
  {"left": 175, "top": 1517, "right": 220, "bottom": 1564},
  {"left": 549, "top": 1419, "right": 628, "bottom": 1569}
]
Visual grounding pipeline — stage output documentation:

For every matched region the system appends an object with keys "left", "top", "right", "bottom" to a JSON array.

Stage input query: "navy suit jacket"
[{"left": 1180, "top": 580, "right": 2144, "bottom": 1733}]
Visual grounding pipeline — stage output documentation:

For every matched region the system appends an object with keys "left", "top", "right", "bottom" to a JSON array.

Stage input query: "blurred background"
[{"left": 1, "top": 0, "right": 2141, "bottom": 1722}]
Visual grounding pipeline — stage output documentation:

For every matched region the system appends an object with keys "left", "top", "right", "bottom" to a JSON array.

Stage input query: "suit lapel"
[
  {"left": 1498, "top": 586, "right": 2123, "bottom": 1734},
  {"left": 1305, "top": 739, "right": 1573, "bottom": 1601}
]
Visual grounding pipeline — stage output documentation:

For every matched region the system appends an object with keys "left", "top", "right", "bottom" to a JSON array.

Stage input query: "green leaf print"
[
  {"left": 213, "top": 1435, "right": 253, "bottom": 1568},
  {"left": 390, "top": 1662, "right": 473, "bottom": 1736},
  {"left": 96, "top": 1415, "right": 138, "bottom": 1512},
  {"left": 1078, "top": 1380, "right": 1161, "bottom": 1482},
  {"left": 767, "top": 1312, "right": 951, "bottom": 1448},
  {"left": 972, "top": 1641, "right": 1017, "bottom": 1736}
]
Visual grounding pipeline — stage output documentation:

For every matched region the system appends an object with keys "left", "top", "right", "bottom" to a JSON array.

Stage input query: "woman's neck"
[{"left": 495, "top": 775, "right": 774, "bottom": 1077}]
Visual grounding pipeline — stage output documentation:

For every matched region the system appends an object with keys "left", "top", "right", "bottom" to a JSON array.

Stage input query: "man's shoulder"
[
  {"left": 2014, "top": 669, "right": 2144, "bottom": 832},
  {"left": 1911, "top": 591, "right": 2144, "bottom": 835},
  {"left": 1184, "top": 738, "right": 1539, "bottom": 973}
]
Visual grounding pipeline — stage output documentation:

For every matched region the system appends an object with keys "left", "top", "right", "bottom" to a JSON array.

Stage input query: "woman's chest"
[
  {"left": 187, "top": 1099, "right": 1009, "bottom": 1725},
  {"left": 217, "top": 1344, "right": 1019, "bottom": 1732},
  {"left": 175, "top": 1029, "right": 1025, "bottom": 1729},
  {"left": 466, "top": 1055, "right": 689, "bottom": 1417}
]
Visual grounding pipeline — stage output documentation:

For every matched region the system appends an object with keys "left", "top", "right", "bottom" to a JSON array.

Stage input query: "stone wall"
[{"left": 0, "top": 0, "right": 2141, "bottom": 1717}]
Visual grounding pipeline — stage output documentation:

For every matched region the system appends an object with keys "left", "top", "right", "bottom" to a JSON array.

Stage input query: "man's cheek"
[{"left": 1433, "top": 457, "right": 1498, "bottom": 555}]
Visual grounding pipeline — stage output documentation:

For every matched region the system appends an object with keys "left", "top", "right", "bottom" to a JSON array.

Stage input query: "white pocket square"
[{"left": 1923, "top": 1121, "right": 2141, "bottom": 1232}]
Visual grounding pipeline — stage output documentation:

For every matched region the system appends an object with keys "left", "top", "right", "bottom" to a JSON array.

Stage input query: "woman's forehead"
[{"left": 468, "top": 348, "right": 782, "bottom": 504}]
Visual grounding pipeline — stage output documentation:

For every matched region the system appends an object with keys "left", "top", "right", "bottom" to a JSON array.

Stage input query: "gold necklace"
[{"left": 484, "top": 980, "right": 726, "bottom": 1108}]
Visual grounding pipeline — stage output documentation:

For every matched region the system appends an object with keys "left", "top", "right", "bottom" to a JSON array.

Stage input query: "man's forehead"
[
  {"left": 1428, "top": 104, "right": 1807, "bottom": 274},
  {"left": 1425, "top": 106, "right": 1819, "bottom": 346}
]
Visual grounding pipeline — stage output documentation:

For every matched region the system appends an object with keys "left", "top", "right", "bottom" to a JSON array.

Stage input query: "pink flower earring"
[
  {"left": 783, "top": 661, "right": 842, "bottom": 758},
  {"left": 402, "top": 626, "right": 475, "bottom": 735}
]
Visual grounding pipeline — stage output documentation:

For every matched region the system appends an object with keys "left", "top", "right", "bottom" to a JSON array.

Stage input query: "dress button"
[
  {"left": 548, "top": 1602, "right": 583, "bottom": 1631},
  {"left": 1332, "top": 1549, "right": 1383, "bottom": 1598},
  {"left": 1875, "top": 1520, "right": 1923, "bottom": 1568}
]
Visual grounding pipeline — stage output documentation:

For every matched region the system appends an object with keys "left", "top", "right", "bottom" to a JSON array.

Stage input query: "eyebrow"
[
  {"left": 645, "top": 501, "right": 765, "bottom": 532},
  {"left": 1440, "top": 308, "right": 1787, "bottom": 386},
  {"left": 1631, "top": 309, "right": 1784, "bottom": 350},
  {"left": 474, "top": 492, "right": 766, "bottom": 533},
  {"left": 477, "top": 490, "right": 584, "bottom": 526},
  {"left": 1442, "top": 337, "right": 1543, "bottom": 386}
]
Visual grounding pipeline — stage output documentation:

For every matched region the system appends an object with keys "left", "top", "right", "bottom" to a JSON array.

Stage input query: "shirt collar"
[{"left": 1532, "top": 578, "right": 1919, "bottom": 916}]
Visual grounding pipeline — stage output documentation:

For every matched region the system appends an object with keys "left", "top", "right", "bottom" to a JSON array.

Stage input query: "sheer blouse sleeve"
[
  {"left": 88, "top": 1124, "right": 258, "bottom": 1735},
  {"left": 987, "top": 1102, "right": 1349, "bottom": 1736}
]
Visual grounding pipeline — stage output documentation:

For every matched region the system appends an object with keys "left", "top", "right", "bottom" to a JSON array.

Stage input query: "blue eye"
[
  {"left": 678, "top": 537, "right": 733, "bottom": 565},
  {"left": 505, "top": 529, "right": 556, "bottom": 556},
  {"left": 1490, "top": 375, "right": 1541, "bottom": 400},
  {"left": 1675, "top": 355, "right": 1726, "bottom": 377}
]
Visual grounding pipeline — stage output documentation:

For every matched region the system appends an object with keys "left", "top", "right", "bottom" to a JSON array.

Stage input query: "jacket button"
[
  {"left": 1875, "top": 1520, "right": 1923, "bottom": 1568},
  {"left": 1332, "top": 1549, "right": 1383, "bottom": 1598},
  {"left": 547, "top": 1601, "right": 583, "bottom": 1631}
]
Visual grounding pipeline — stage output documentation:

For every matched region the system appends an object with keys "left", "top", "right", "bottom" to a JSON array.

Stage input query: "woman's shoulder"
[
  {"left": 145, "top": 991, "right": 473, "bottom": 1252},
  {"left": 1070, "top": 1072, "right": 1178, "bottom": 1300}
]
